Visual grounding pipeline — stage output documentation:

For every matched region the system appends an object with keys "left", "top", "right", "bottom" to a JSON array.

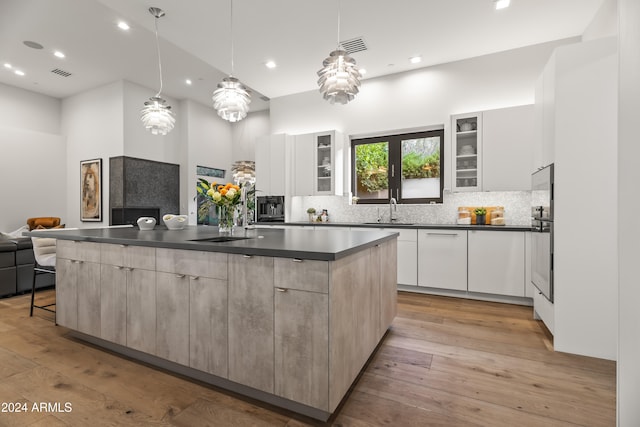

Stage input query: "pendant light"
[
  {"left": 212, "top": 0, "right": 251, "bottom": 122},
  {"left": 140, "top": 7, "right": 176, "bottom": 136},
  {"left": 317, "top": 0, "right": 362, "bottom": 105}
]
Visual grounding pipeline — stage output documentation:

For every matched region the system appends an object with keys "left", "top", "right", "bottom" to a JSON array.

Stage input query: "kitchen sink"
[{"left": 189, "top": 236, "right": 252, "bottom": 243}]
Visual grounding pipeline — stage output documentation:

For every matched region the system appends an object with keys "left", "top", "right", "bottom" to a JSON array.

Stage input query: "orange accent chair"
[{"left": 27, "top": 217, "right": 61, "bottom": 230}]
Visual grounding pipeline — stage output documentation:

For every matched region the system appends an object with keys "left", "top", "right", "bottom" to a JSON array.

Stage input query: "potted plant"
[
  {"left": 306, "top": 207, "right": 316, "bottom": 222},
  {"left": 474, "top": 207, "right": 487, "bottom": 225}
]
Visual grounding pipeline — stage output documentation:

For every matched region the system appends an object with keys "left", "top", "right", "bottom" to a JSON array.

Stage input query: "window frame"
[{"left": 351, "top": 129, "right": 445, "bottom": 204}]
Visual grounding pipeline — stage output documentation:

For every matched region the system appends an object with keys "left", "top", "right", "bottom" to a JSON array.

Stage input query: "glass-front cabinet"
[
  {"left": 292, "top": 130, "right": 343, "bottom": 196},
  {"left": 452, "top": 112, "right": 483, "bottom": 192},
  {"left": 315, "top": 134, "right": 333, "bottom": 194}
]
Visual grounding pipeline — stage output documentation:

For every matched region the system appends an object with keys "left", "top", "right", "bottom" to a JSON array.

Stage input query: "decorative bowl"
[
  {"left": 136, "top": 216, "right": 157, "bottom": 230},
  {"left": 162, "top": 214, "right": 188, "bottom": 230}
]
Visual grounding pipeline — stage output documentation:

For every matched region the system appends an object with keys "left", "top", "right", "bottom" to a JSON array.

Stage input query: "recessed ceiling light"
[
  {"left": 495, "top": 0, "right": 510, "bottom": 10},
  {"left": 185, "top": 79, "right": 192, "bottom": 85},
  {"left": 14, "top": 70, "right": 25, "bottom": 76},
  {"left": 117, "top": 21, "right": 130, "bottom": 30},
  {"left": 54, "top": 51, "right": 65, "bottom": 59},
  {"left": 3, "top": 63, "right": 12, "bottom": 69},
  {"left": 409, "top": 56, "right": 422, "bottom": 64},
  {"left": 265, "top": 60, "right": 276, "bottom": 69}
]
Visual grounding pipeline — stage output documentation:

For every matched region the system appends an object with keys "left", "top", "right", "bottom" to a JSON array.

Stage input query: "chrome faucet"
[{"left": 389, "top": 197, "right": 398, "bottom": 222}]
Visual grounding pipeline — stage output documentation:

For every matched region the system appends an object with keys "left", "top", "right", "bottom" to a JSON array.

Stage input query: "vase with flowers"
[{"left": 197, "top": 178, "right": 242, "bottom": 233}]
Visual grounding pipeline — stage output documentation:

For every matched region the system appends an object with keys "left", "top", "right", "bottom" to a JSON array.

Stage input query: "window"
[{"left": 351, "top": 129, "right": 444, "bottom": 204}]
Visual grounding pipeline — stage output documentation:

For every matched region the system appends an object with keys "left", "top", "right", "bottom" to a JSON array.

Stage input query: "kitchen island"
[{"left": 30, "top": 226, "right": 398, "bottom": 421}]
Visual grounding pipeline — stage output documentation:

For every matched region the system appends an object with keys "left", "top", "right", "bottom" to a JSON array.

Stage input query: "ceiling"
[{"left": 0, "top": 0, "right": 605, "bottom": 114}]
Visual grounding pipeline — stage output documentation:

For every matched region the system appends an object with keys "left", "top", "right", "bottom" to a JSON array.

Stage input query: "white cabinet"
[
  {"left": 452, "top": 106, "right": 534, "bottom": 192},
  {"left": 482, "top": 105, "right": 534, "bottom": 191},
  {"left": 381, "top": 228, "right": 417, "bottom": 286},
  {"left": 417, "top": 230, "right": 467, "bottom": 290},
  {"left": 467, "top": 230, "right": 525, "bottom": 297},
  {"left": 451, "top": 113, "right": 482, "bottom": 192},
  {"left": 255, "top": 134, "right": 288, "bottom": 196},
  {"left": 292, "top": 131, "right": 344, "bottom": 196},
  {"left": 533, "top": 58, "right": 556, "bottom": 170}
]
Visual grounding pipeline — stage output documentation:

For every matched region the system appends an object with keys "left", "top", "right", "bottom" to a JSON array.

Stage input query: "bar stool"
[{"left": 30, "top": 236, "right": 56, "bottom": 319}]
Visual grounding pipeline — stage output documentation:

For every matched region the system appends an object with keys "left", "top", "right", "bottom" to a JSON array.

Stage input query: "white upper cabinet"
[
  {"left": 293, "top": 131, "right": 344, "bottom": 196},
  {"left": 452, "top": 105, "right": 534, "bottom": 192},
  {"left": 533, "top": 56, "right": 556, "bottom": 170},
  {"left": 451, "top": 112, "right": 483, "bottom": 192},
  {"left": 255, "top": 134, "right": 288, "bottom": 196},
  {"left": 482, "top": 104, "right": 534, "bottom": 191}
]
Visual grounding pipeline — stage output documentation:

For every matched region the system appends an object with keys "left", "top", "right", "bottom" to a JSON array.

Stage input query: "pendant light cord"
[
  {"left": 230, "top": 0, "right": 235, "bottom": 76},
  {"left": 336, "top": 0, "right": 341, "bottom": 50},
  {"left": 154, "top": 15, "right": 163, "bottom": 97}
]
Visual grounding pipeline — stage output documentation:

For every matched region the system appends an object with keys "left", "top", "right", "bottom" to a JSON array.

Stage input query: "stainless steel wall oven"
[{"left": 531, "top": 164, "right": 554, "bottom": 302}]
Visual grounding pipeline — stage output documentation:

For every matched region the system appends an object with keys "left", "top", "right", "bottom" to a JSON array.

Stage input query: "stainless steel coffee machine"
[{"left": 256, "top": 196, "right": 285, "bottom": 223}]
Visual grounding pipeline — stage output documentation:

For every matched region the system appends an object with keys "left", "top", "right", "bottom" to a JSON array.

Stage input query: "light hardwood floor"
[{"left": 0, "top": 290, "right": 615, "bottom": 426}]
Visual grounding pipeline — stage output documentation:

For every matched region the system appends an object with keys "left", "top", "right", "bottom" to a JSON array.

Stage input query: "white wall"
[
  {"left": 231, "top": 109, "right": 270, "bottom": 162},
  {"left": 617, "top": 0, "right": 640, "bottom": 423},
  {"left": 0, "top": 83, "right": 66, "bottom": 231},
  {"left": 0, "top": 126, "right": 66, "bottom": 231},
  {"left": 583, "top": 0, "right": 618, "bottom": 41},
  {"left": 0, "top": 82, "right": 61, "bottom": 134},
  {"left": 61, "top": 81, "right": 125, "bottom": 228},
  {"left": 270, "top": 38, "right": 578, "bottom": 139},
  {"left": 183, "top": 100, "right": 233, "bottom": 223},
  {"left": 122, "top": 80, "right": 182, "bottom": 164}
]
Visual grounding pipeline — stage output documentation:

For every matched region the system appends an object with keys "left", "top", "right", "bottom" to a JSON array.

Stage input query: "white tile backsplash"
[{"left": 290, "top": 190, "right": 531, "bottom": 225}]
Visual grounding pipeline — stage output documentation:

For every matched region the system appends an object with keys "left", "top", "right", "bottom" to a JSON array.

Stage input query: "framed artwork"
[
  {"left": 80, "top": 158, "right": 102, "bottom": 222},
  {"left": 196, "top": 165, "right": 225, "bottom": 179}
]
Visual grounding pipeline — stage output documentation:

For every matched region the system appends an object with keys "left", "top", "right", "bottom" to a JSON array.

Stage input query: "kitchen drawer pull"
[
  {"left": 243, "top": 254, "right": 253, "bottom": 259},
  {"left": 124, "top": 267, "right": 133, "bottom": 271},
  {"left": 175, "top": 274, "right": 185, "bottom": 278},
  {"left": 190, "top": 276, "right": 199, "bottom": 280},
  {"left": 292, "top": 258, "right": 303, "bottom": 263},
  {"left": 276, "top": 287, "right": 288, "bottom": 292},
  {"left": 120, "top": 244, "right": 128, "bottom": 248},
  {"left": 426, "top": 232, "right": 458, "bottom": 236},
  {"left": 113, "top": 265, "right": 123, "bottom": 270}
]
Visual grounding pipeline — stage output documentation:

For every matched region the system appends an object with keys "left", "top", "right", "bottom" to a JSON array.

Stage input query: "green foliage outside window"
[
  {"left": 402, "top": 151, "right": 440, "bottom": 179},
  {"left": 355, "top": 143, "right": 389, "bottom": 193}
]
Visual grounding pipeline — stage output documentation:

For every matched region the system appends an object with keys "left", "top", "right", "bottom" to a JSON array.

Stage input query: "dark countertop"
[
  {"left": 27, "top": 226, "right": 398, "bottom": 261},
  {"left": 259, "top": 222, "right": 532, "bottom": 232}
]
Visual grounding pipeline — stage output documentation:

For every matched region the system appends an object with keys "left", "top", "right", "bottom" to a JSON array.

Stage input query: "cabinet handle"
[
  {"left": 175, "top": 274, "right": 185, "bottom": 278},
  {"left": 276, "top": 287, "right": 288, "bottom": 292},
  {"left": 113, "top": 265, "right": 123, "bottom": 270},
  {"left": 190, "top": 276, "right": 199, "bottom": 280},
  {"left": 119, "top": 244, "right": 128, "bottom": 248},
  {"left": 124, "top": 267, "right": 133, "bottom": 271},
  {"left": 243, "top": 254, "right": 253, "bottom": 259},
  {"left": 426, "top": 232, "right": 458, "bottom": 236},
  {"left": 292, "top": 258, "right": 303, "bottom": 263}
]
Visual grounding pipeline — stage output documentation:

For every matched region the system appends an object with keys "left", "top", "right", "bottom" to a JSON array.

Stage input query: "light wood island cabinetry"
[{"left": 47, "top": 226, "right": 398, "bottom": 421}]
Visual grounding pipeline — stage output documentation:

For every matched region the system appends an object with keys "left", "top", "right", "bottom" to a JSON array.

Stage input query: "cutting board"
[{"left": 458, "top": 206, "right": 504, "bottom": 225}]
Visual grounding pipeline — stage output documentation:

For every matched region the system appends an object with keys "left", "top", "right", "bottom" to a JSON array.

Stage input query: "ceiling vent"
[
  {"left": 340, "top": 37, "right": 368, "bottom": 55},
  {"left": 51, "top": 68, "right": 72, "bottom": 77}
]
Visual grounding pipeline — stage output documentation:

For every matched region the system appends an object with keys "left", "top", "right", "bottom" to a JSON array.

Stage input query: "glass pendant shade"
[
  {"left": 317, "top": 49, "right": 361, "bottom": 105},
  {"left": 231, "top": 160, "right": 256, "bottom": 185},
  {"left": 140, "top": 96, "right": 175, "bottom": 135},
  {"left": 141, "top": 7, "right": 175, "bottom": 135},
  {"left": 212, "top": 77, "right": 251, "bottom": 123}
]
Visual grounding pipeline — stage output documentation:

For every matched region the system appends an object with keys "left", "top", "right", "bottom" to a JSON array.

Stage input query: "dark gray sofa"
[{"left": 0, "top": 237, "right": 54, "bottom": 298}]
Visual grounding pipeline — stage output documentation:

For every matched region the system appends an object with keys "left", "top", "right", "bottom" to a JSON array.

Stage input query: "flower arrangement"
[{"left": 197, "top": 178, "right": 242, "bottom": 232}]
